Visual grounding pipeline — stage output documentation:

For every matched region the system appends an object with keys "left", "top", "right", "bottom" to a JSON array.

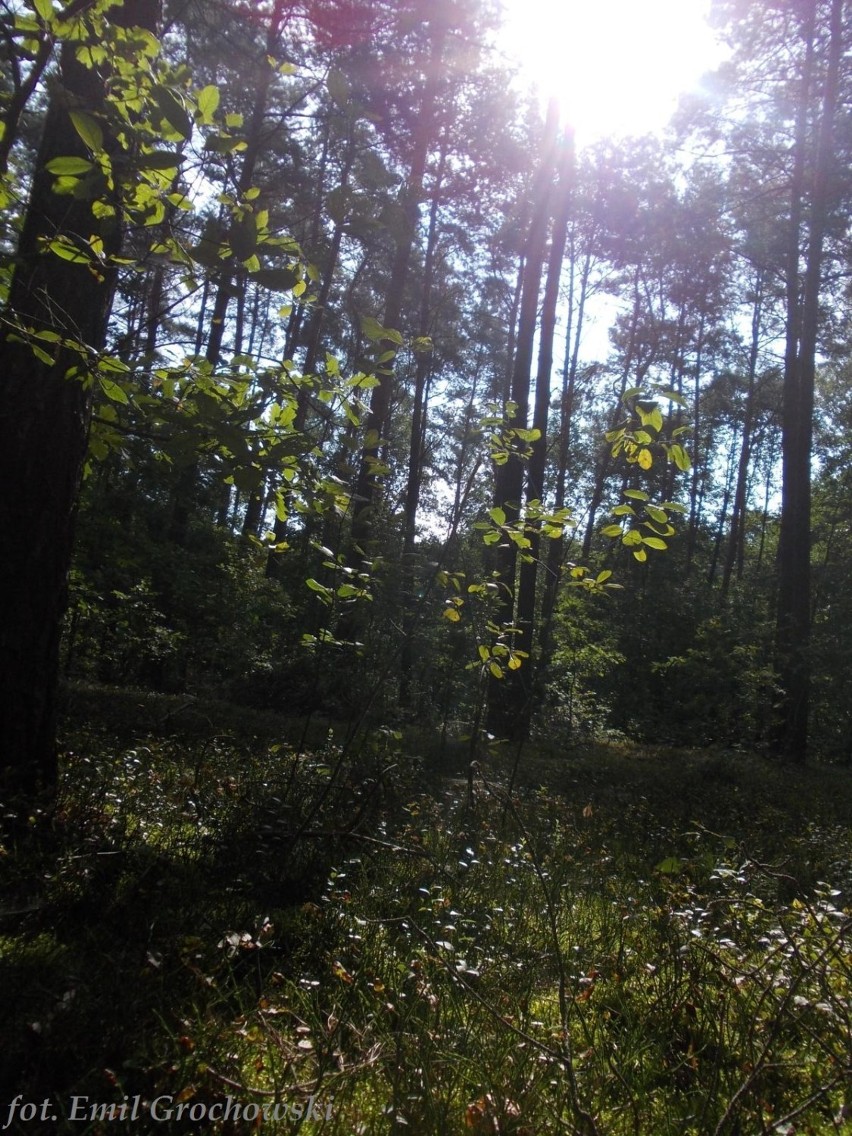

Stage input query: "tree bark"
[
  {"left": 774, "top": 0, "right": 842, "bottom": 762},
  {"left": 0, "top": 0, "right": 160, "bottom": 799}
]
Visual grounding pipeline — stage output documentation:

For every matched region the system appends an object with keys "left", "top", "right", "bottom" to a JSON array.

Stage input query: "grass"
[{"left": 1, "top": 705, "right": 852, "bottom": 1134}]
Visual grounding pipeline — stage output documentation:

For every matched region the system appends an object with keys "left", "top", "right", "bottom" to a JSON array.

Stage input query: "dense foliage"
[{"left": 1, "top": 0, "right": 852, "bottom": 1130}]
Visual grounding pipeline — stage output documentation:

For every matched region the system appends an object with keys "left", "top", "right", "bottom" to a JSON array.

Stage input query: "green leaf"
[
  {"left": 230, "top": 214, "right": 257, "bottom": 261},
  {"left": 153, "top": 86, "right": 193, "bottom": 139},
  {"left": 670, "top": 443, "right": 691, "bottom": 471},
  {"left": 660, "top": 389, "right": 688, "bottom": 407},
  {"left": 306, "top": 577, "right": 332, "bottom": 600},
  {"left": 45, "top": 156, "right": 93, "bottom": 176},
  {"left": 203, "top": 133, "right": 244, "bottom": 154},
  {"left": 642, "top": 536, "right": 667, "bottom": 550},
  {"left": 136, "top": 150, "right": 183, "bottom": 170},
  {"left": 69, "top": 111, "right": 103, "bottom": 152},
  {"left": 489, "top": 507, "right": 506, "bottom": 526},
  {"left": 34, "top": 0, "right": 53, "bottom": 20},
  {"left": 624, "top": 488, "right": 649, "bottom": 501},
  {"left": 601, "top": 524, "right": 623, "bottom": 537},
  {"left": 361, "top": 315, "right": 403, "bottom": 345},
  {"left": 48, "top": 238, "right": 89, "bottom": 263},
  {"left": 197, "top": 84, "right": 220, "bottom": 123},
  {"left": 250, "top": 267, "right": 300, "bottom": 292},
  {"left": 656, "top": 857, "right": 683, "bottom": 875},
  {"left": 99, "top": 377, "right": 129, "bottom": 405}
]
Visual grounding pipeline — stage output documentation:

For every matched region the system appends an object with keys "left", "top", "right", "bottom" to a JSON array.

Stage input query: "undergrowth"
[{"left": 1, "top": 718, "right": 851, "bottom": 1135}]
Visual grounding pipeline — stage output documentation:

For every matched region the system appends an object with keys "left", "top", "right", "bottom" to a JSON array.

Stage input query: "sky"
[{"left": 497, "top": 0, "right": 727, "bottom": 146}]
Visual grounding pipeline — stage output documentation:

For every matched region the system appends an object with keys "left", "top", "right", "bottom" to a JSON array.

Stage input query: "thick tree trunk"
[
  {"left": 0, "top": 0, "right": 160, "bottom": 799},
  {"left": 774, "top": 0, "right": 841, "bottom": 762}
]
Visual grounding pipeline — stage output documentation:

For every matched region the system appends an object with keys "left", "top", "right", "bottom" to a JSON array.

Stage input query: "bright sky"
[{"left": 498, "top": 0, "right": 726, "bottom": 145}]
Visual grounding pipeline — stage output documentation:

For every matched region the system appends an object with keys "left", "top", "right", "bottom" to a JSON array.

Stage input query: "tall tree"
[
  {"left": 0, "top": 0, "right": 161, "bottom": 798},
  {"left": 773, "top": 0, "right": 844, "bottom": 761},
  {"left": 485, "top": 99, "right": 559, "bottom": 738}
]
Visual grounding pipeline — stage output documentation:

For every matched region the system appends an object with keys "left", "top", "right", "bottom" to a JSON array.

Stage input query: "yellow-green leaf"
[
  {"left": 45, "top": 156, "right": 93, "bottom": 176},
  {"left": 99, "top": 377, "right": 128, "bottom": 404},
  {"left": 197, "top": 84, "right": 220, "bottom": 123}
]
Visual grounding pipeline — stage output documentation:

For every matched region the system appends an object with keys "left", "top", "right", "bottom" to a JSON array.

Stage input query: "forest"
[{"left": 1, "top": 0, "right": 852, "bottom": 1133}]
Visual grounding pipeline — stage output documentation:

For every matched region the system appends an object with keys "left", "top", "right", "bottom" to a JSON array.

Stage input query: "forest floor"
[{"left": 1, "top": 688, "right": 852, "bottom": 1135}]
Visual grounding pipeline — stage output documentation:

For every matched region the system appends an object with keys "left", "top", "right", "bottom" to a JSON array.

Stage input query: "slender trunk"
[
  {"left": 509, "top": 127, "right": 574, "bottom": 737},
  {"left": 399, "top": 133, "right": 449, "bottom": 705},
  {"left": 707, "top": 430, "right": 739, "bottom": 587},
  {"left": 485, "top": 101, "right": 559, "bottom": 737},
  {"left": 582, "top": 273, "right": 642, "bottom": 559},
  {"left": 721, "top": 275, "right": 763, "bottom": 598},
  {"left": 348, "top": 25, "right": 448, "bottom": 562},
  {"left": 539, "top": 240, "right": 591, "bottom": 667},
  {"left": 170, "top": 1, "right": 288, "bottom": 545},
  {"left": 683, "top": 315, "right": 705, "bottom": 574}
]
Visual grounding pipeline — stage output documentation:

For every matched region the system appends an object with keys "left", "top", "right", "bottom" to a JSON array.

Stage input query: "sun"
[{"left": 498, "top": 0, "right": 725, "bottom": 145}]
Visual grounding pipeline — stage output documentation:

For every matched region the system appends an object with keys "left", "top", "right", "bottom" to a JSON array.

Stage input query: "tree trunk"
[
  {"left": 721, "top": 274, "right": 763, "bottom": 598},
  {"left": 398, "top": 133, "right": 449, "bottom": 706},
  {"left": 509, "top": 127, "right": 574, "bottom": 738},
  {"left": 0, "top": 0, "right": 160, "bottom": 800},
  {"left": 485, "top": 100, "right": 559, "bottom": 737},
  {"left": 538, "top": 239, "right": 592, "bottom": 672},
  {"left": 774, "top": 0, "right": 842, "bottom": 762},
  {"left": 581, "top": 273, "right": 642, "bottom": 560}
]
